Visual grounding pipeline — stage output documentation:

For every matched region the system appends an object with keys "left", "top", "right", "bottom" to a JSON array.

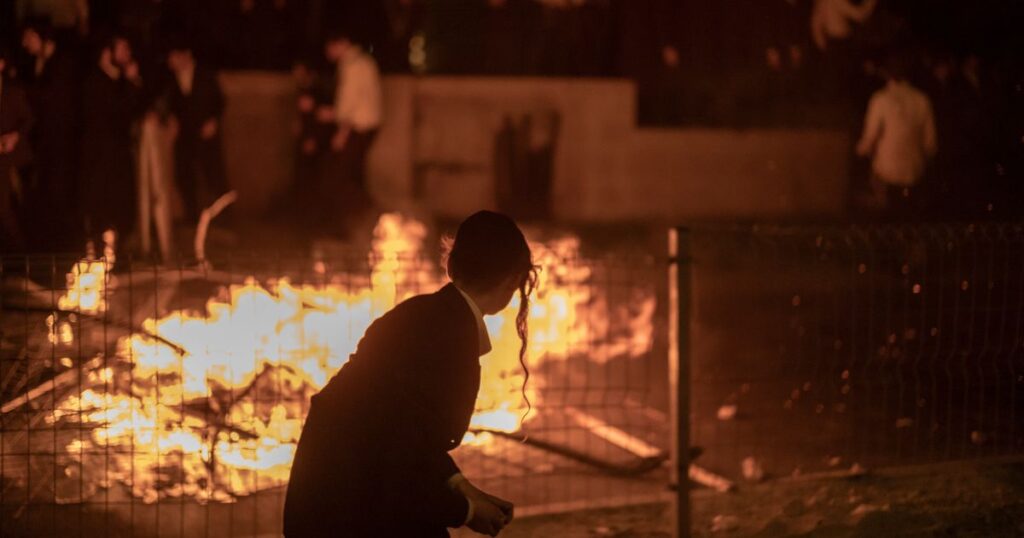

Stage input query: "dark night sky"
[{"left": 892, "top": 0, "right": 1024, "bottom": 58}]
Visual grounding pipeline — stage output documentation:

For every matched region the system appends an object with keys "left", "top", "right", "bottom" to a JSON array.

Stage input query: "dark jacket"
[
  {"left": 79, "top": 69, "right": 140, "bottom": 234},
  {"left": 166, "top": 65, "right": 227, "bottom": 217},
  {"left": 167, "top": 66, "right": 224, "bottom": 142},
  {"left": 0, "top": 79, "right": 34, "bottom": 169},
  {"left": 296, "top": 72, "right": 337, "bottom": 154},
  {"left": 283, "top": 283, "right": 480, "bottom": 537},
  {"left": 21, "top": 48, "right": 79, "bottom": 171}
]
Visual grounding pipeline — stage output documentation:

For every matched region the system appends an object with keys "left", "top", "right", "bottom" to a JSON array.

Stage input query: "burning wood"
[
  {"left": 2, "top": 213, "right": 658, "bottom": 504},
  {"left": 1, "top": 356, "right": 104, "bottom": 414}
]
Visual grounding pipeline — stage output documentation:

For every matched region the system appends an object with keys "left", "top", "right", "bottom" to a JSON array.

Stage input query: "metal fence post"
[{"left": 669, "top": 227, "right": 691, "bottom": 538}]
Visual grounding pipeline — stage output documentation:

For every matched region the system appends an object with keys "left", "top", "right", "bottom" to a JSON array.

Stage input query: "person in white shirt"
[
  {"left": 856, "top": 55, "right": 937, "bottom": 213},
  {"left": 315, "top": 31, "right": 382, "bottom": 236}
]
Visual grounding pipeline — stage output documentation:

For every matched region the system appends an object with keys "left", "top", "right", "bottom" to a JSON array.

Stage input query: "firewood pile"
[
  {"left": 1, "top": 216, "right": 667, "bottom": 521},
  {"left": 0, "top": 268, "right": 318, "bottom": 505}
]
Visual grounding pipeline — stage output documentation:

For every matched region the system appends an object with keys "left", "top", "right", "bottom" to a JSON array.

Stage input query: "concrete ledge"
[{"left": 220, "top": 73, "right": 850, "bottom": 221}]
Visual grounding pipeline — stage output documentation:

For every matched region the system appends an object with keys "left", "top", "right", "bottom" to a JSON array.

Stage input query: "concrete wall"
[
  {"left": 221, "top": 73, "right": 850, "bottom": 221},
  {"left": 620, "top": 129, "right": 850, "bottom": 220},
  {"left": 220, "top": 72, "right": 297, "bottom": 214}
]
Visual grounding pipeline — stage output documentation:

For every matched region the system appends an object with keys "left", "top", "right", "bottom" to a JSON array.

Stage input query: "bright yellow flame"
[
  {"left": 52, "top": 213, "right": 655, "bottom": 502},
  {"left": 58, "top": 259, "right": 111, "bottom": 314}
]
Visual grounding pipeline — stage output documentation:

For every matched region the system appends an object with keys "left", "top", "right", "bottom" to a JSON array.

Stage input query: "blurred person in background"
[
  {"left": 19, "top": 20, "right": 81, "bottom": 250},
  {"left": 317, "top": 30, "right": 382, "bottom": 238},
  {"left": 380, "top": 0, "right": 424, "bottom": 73},
  {"left": 855, "top": 54, "right": 936, "bottom": 217},
  {"left": 948, "top": 53, "right": 1002, "bottom": 216},
  {"left": 136, "top": 80, "right": 181, "bottom": 264},
  {"left": 0, "top": 49, "right": 35, "bottom": 250},
  {"left": 649, "top": 44, "right": 684, "bottom": 125},
  {"left": 613, "top": 0, "right": 685, "bottom": 125},
  {"left": 810, "top": 0, "right": 877, "bottom": 52},
  {"left": 811, "top": 0, "right": 878, "bottom": 108},
  {"left": 165, "top": 37, "right": 228, "bottom": 223},
  {"left": 921, "top": 52, "right": 958, "bottom": 216},
  {"left": 289, "top": 56, "right": 334, "bottom": 220},
  {"left": 80, "top": 33, "right": 142, "bottom": 253}
]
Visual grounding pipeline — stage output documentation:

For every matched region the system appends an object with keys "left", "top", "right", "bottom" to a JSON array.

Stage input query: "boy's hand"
[
  {"left": 455, "top": 478, "right": 514, "bottom": 534},
  {"left": 467, "top": 497, "right": 508, "bottom": 536},
  {"left": 482, "top": 491, "right": 513, "bottom": 523}
]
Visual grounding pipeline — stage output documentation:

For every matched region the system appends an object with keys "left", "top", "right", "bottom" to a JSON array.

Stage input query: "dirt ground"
[{"left": 463, "top": 458, "right": 1024, "bottom": 538}]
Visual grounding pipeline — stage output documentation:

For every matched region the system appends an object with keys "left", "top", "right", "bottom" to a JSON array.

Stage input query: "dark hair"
[
  {"left": 325, "top": 28, "right": 372, "bottom": 51},
  {"left": 325, "top": 29, "right": 354, "bottom": 45},
  {"left": 97, "top": 31, "right": 132, "bottom": 55},
  {"left": 164, "top": 33, "right": 194, "bottom": 55},
  {"left": 21, "top": 18, "right": 54, "bottom": 42},
  {"left": 292, "top": 50, "right": 320, "bottom": 70},
  {"left": 883, "top": 52, "right": 910, "bottom": 81},
  {"left": 446, "top": 211, "right": 538, "bottom": 419}
]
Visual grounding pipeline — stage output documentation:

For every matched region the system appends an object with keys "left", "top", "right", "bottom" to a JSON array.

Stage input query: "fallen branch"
[
  {"left": 564, "top": 405, "right": 662, "bottom": 459},
  {"left": 477, "top": 426, "right": 729, "bottom": 491},
  {"left": 195, "top": 190, "right": 238, "bottom": 265},
  {"left": 0, "top": 304, "right": 187, "bottom": 356},
  {"left": 473, "top": 428, "right": 667, "bottom": 477},
  {"left": 689, "top": 463, "right": 735, "bottom": 492},
  {"left": 0, "top": 303, "right": 187, "bottom": 417},
  {"left": 1, "top": 356, "right": 104, "bottom": 414}
]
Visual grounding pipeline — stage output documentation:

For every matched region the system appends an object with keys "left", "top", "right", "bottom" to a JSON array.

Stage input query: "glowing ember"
[{"left": 50, "top": 213, "right": 655, "bottom": 502}]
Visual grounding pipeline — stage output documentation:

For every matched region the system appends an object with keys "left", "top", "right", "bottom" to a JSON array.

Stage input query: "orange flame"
[
  {"left": 51, "top": 213, "right": 655, "bottom": 501},
  {"left": 58, "top": 260, "right": 110, "bottom": 314}
]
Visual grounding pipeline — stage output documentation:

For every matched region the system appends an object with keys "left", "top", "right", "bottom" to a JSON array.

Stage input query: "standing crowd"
[
  {"left": 290, "top": 32, "right": 382, "bottom": 240},
  {"left": 1, "top": 1, "right": 1019, "bottom": 257},
  {"left": 0, "top": 21, "right": 231, "bottom": 257},
  {"left": 0, "top": 13, "right": 382, "bottom": 258},
  {"left": 847, "top": 50, "right": 1018, "bottom": 220}
]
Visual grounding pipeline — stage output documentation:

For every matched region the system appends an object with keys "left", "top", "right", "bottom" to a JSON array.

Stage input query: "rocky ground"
[{"left": 466, "top": 458, "right": 1024, "bottom": 538}]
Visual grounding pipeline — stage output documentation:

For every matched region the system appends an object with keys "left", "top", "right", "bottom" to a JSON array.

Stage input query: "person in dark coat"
[
  {"left": 284, "top": 211, "right": 538, "bottom": 537},
  {"left": 19, "top": 21, "right": 80, "bottom": 250},
  {"left": 165, "top": 39, "right": 228, "bottom": 222},
  {"left": 0, "top": 50, "right": 34, "bottom": 250},
  {"left": 80, "top": 34, "right": 141, "bottom": 248},
  {"left": 288, "top": 57, "right": 334, "bottom": 221}
]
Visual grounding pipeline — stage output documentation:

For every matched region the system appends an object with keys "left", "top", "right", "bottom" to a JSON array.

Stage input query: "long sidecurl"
[{"left": 516, "top": 266, "right": 540, "bottom": 422}]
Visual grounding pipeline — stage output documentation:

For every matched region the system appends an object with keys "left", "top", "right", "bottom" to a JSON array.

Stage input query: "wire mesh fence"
[
  {"left": 683, "top": 222, "right": 1024, "bottom": 496},
  {"left": 0, "top": 226, "right": 668, "bottom": 537}
]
